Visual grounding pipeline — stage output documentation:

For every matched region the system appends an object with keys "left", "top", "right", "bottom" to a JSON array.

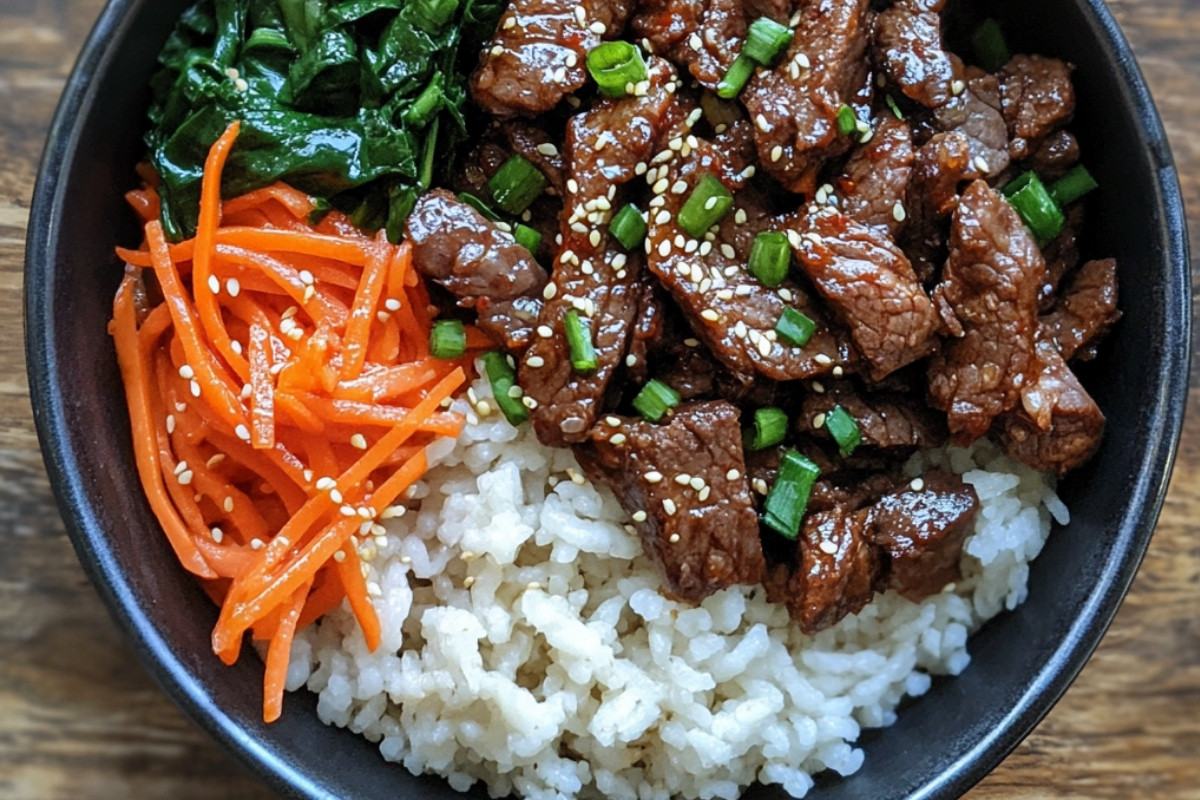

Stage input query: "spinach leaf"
[{"left": 145, "top": 0, "right": 502, "bottom": 241}]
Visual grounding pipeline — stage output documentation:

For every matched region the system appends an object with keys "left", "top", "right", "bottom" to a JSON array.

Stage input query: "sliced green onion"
[
  {"left": 743, "top": 18, "right": 792, "bottom": 65},
  {"left": 513, "top": 223, "right": 542, "bottom": 255},
  {"left": 677, "top": 173, "right": 734, "bottom": 238},
  {"left": 563, "top": 310, "right": 598, "bottom": 372},
  {"left": 886, "top": 94, "right": 904, "bottom": 120},
  {"left": 586, "top": 41, "right": 647, "bottom": 97},
  {"left": 749, "top": 407, "right": 789, "bottom": 450},
  {"left": 1049, "top": 165, "right": 1099, "bottom": 207},
  {"left": 481, "top": 351, "right": 530, "bottom": 426},
  {"left": 836, "top": 105, "right": 859, "bottom": 136},
  {"left": 824, "top": 405, "right": 861, "bottom": 457},
  {"left": 747, "top": 231, "right": 791, "bottom": 287},
  {"left": 632, "top": 379, "right": 681, "bottom": 423},
  {"left": 717, "top": 53, "right": 756, "bottom": 99},
  {"left": 775, "top": 308, "right": 817, "bottom": 347},
  {"left": 972, "top": 18, "right": 1010, "bottom": 72},
  {"left": 609, "top": 204, "right": 648, "bottom": 250},
  {"left": 430, "top": 319, "right": 466, "bottom": 359},
  {"left": 488, "top": 155, "right": 548, "bottom": 216},
  {"left": 763, "top": 450, "right": 821, "bottom": 539},
  {"left": 459, "top": 191, "right": 502, "bottom": 222},
  {"left": 1003, "top": 171, "right": 1066, "bottom": 245}
]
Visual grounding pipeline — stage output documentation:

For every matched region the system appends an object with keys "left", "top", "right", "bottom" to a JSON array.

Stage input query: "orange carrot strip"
[
  {"left": 263, "top": 577, "right": 311, "bottom": 723},
  {"left": 332, "top": 361, "right": 441, "bottom": 403},
  {"left": 341, "top": 232, "right": 392, "bottom": 381},
  {"left": 248, "top": 322, "right": 275, "bottom": 450},
  {"left": 223, "top": 182, "right": 315, "bottom": 219},
  {"left": 216, "top": 227, "right": 374, "bottom": 266},
  {"left": 109, "top": 275, "right": 215, "bottom": 578},
  {"left": 335, "top": 546, "right": 380, "bottom": 651},
  {"left": 296, "top": 567, "right": 346, "bottom": 629}
]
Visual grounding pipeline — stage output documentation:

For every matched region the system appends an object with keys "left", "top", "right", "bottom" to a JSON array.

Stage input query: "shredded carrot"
[{"left": 110, "top": 124, "right": 469, "bottom": 722}]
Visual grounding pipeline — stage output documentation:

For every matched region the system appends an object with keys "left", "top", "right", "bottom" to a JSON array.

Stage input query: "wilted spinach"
[{"left": 146, "top": 0, "right": 503, "bottom": 241}]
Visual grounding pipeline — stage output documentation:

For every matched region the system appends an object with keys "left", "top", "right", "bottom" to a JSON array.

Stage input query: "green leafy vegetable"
[{"left": 146, "top": 0, "right": 503, "bottom": 241}]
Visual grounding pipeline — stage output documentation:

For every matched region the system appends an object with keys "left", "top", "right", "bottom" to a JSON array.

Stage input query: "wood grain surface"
[{"left": 1, "top": 1, "right": 1197, "bottom": 798}]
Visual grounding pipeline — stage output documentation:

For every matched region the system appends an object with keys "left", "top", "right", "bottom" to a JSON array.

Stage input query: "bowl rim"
[{"left": 23, "top": 1, "right": 1192, "bottom": 799}]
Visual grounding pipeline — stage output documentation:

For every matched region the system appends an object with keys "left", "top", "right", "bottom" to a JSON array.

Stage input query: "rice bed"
[{"left": 289, "top": 375, "right": 1067, "bottom": 800}]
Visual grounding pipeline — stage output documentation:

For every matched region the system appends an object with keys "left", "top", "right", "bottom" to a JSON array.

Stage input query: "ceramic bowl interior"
[{"left": 25, "top": 1, "right": 1190, "bottom": 798}]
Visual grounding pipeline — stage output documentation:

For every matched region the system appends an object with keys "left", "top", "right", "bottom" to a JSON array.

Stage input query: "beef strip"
[
  {"left": 873, "top": 0, "right": 955, "bottom": 108},
  {"left": 643, "top": 133, "right": 856, "bottom": 381},
  {"left": 471, "top": 0, "right": 636, "bottom": 117},
  {"left": 928, "top": 180, "right": 1045, "bottom": 444},
  {"left": 742, "top": 0, "right": 873, "bottom": 194},
  {"left": 519, "top": 58, "right": 679, "bottom": 447},
  {"left": 998, "top": 54, "right": 1076, "bottom": 161},
  {"left": 1041, "top": 258, "right": 1120, "bottom": 361},
  {"left": 576, "top": 401, "right": 766, "bottom": 601},
  {"left": 996, "top": 339, "right": 1105, "bottom": 475},
  {"left": 1026, "top": 129, "right": 1080, "bottom": 178},
  {"left": 1038, "top": 201, "right": 1084, "bottom": 310},
  {"left": 837, "top": 115, "right": 914, "bottom": 236},
  {"left": 764, "top": 506, "right": 881, "bottom": 633},
  {"left": 407, "top": 190, "right": 549, "bottom": 350},
  {"left": 795, "top": 384, "right": 946, "bottom": 452},
  {"left": 931, "top": 58, "right": 1010, "bottom": 179},
  {"left": 632, "top": 0, "right": 751, "bottom": 90},
  {"left": 902, "top": 130, "right": 972, "bottom": 281},
  {"left": 792, "top": 209, "right": 939, "bottom": 380},
  {"left": 866, "top": 470, "right": 977, "bottom": 600}
]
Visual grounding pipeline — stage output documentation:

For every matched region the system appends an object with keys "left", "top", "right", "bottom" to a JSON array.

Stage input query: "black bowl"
[{"left": 24, "top": 1, "right": 1190, "bottom": 798}]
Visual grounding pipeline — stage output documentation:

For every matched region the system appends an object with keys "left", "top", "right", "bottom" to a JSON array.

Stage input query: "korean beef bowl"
[{"left": 24, "top": 0, "right": 1188, "bottom": 799}]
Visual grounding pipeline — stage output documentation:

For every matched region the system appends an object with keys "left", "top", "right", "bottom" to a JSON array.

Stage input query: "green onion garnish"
[
  {"left": 886, "top": 94, "right": 904, "bottom": 120},
  {"left": 1003, "top": 170, "right": 1066, "bottom": 245},
  {"left": 586, "top": 41, "right": 648, "bottom": 98},
  {"left": 488, "top": 155, "right": 548, "bottom": 216},
  {"left": 824, "top": 405, "right": 861, "bottom": 457},
  {"left": 632, "top": 379, "right": 681, "bottom": 423},
  {"left": 430, "top": 319, "right": 466, "bottom": 359},
  {"left": 513, "top": 223, "right": 542, "bottom": 255},
  {"left": 609, "top": 204, "right": 648, "bottom": 250},
  {"left": 481, "top": 351, "right": 529, "bottom": 426},
  {"left": 743, "top": 18, "right": 793, "bottom": 65},
  {"left": 458, "top": 191, "right": 501, "bottom": 222},
  {"left": 749, "top": 407, "right": 789, "bottom": 450},
  {"left": 972, "top": 18, "right": 1010, "bottom": 72},
  {"left": 747, "top": 231, "right": 791, "bottom": 287},
  {"left": 775, "top": 308, "right": 817, "bottom": 347},
  {"left": 1049, "top": 165, "right": 1099, "bottom": 207},
  {"left": 563, "top": 310, "right": 598, "bottom": 372},
  {"left": 836, "top": 105, "right": 859, "bottom": 136},
  {"left": 717, "top": 53, "right": 756, "bottom": 99},
  {"left": 677, "top": 173, "right": 734, "bottom": 238},
  {"left": 763, "top": 450, "right": 821, "bottom": 539}
]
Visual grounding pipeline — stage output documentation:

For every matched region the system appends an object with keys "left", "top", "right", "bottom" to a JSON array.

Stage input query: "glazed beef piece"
[
  {"left": 520, "top": 58, "right": 679, "bottom": 447},
  {"left": 928, "top": 180, "right": 1044, "bottom": 444},
  {"left": 407, "top": 190, "right": 549, "bottom": 350},
  {"left": 764, "top": 506, "right": 881, "bottom": 634},
  {"left": 1026, "top": 129, "right": 1081, "bottom": 179},
  {"left": 643, "top": 133, "right": 856, "bottom": 382},
  {"left": 793, "top": 210, "right": 939, "bottom": 380},
  {"left": 1041, "top": 258, "right": 1121, "bottom": 361},
  {"left": 576, "top": 401, "right": 766, "bottom": 601},
  {"left": 1038, "top": 202, "right": 1084, "bottom": 310},
  {"left": 996, "top": 340, "right": 1105, "bottom": 475},
  {"left": 930, "top": 59, "right": 1010, "bottom": 179},
  {"left": 837, "top": 115, "right": 915, "bottom": 236},
  {"left": 795, "top": 385, "right": 946, "bottom": 452},
  {"left": 873, "top": 0, "right": 955, "bottom": 108},
  {"left": 902, "top": 130, "right": 972, "bottom": 280},
  {"left": 998, "top": 54, "right": 1076, "bottom": 161},
  {"left": 471, "top": 0, "right": 636, "bottom": 117},
  {"left": 631, "top": 0, "right": 749, "bottom": 90},
  {"left": 866, "top": 470, "right": 977, "bottom": 600},
  {"left": 742, "top": 0, "right": 872, "bottom": 194}
]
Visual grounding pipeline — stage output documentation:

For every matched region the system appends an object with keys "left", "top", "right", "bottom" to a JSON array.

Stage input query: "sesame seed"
[
  {"left": 663, "top": 498, "right": 677, "bottom": 516},
  {"left": 173, "top": 460, "right": 188, "bottom": 476},
  {"left": 689, "top": 32, "right": 702, "bottom": 50},
  {"left": 833, "top": 366, "right": 844, "bottom": 377},
  {"left": 893, "top": 202, "right": 907, "bottom": 223},
  {"left": 299, "top": 269, "right": 314, "bottom": 285},
  {"left": 973, "top": 156, "right": 990, "bottom": 173},
  {"left": 755, "top": 114, "right": 771, "bottom": 132},
  {"left": 741, "top": 165, "right": 757, "bottom": 180},
  {"left": 689, "top": 476, "right": 705, "bottom": 491},
  {"left": 165, "top": 414, "right": 176, "bottom": 434},
  {"left": 330, "top": 489, "right": 343, "bottom": 503},
  {"left": 658, "top": 239, "right": 672, "bottom": 257},
  {"left": 951, "top": 79, "right": 966, "bottom": 95},
  {"left": 812, "top": 381, "right": 825, "bottom": 394},
  {"left": 537, "top": 142, "right": 559, "bottom": 157},
  {"left": 527, "top": 581, "right": 542, "bottom": 590},
  {"left": 574, "top": 5, "right": 586, "bottom": 24},
  {"left": 190, "top": 380, "right": 201, "bottom": 397},
  {"left": 797, "top": 53, "right": 810, "bottom": 69},
  {"left": 303, "top": 285, "right": 315, "bottom": 303},
  {"left": 350, "top": 433, "right": 368, "bottom": 450},
  {"left": 177, "top": 470, "right": 194, "bottom": 486},
  {"left": 223, "top": 496, "right": 234, "bottom": 513},
  {"left": 211, "top": 527, "right": 224, "bottom": 543},
  {"left": 770, "top": 145, "right": 783, "bottom": 162},
  {"left": 625, "top": 354, "right": 638, "bottom": 367},
  {"left": 813, "top": 413, "right": 827, "bottom": 428},
  {"left": 911, "top": 477, "right": 925, "bottom": 491},
  {"left": 674, "top": 473, "right": 691, "bottom": 485},
  {"left": 671, "top": 180, "right": 688, "bottom": 195},
  {"left": 537, "top": 325, "right": 554, "bottom": 338},
  {"left": 527, "top": 355, "right": 546, "bottom": 370},
  {"left": 316, "top": 477, "right": 337, "bottom": 491},
  {"left": 567, "top": 178, "right": 580, "bottom": 194},
  {"left": 814, "top": 353, "right": 833, "bottom": 366},
  {"left": 757, "top": 336, "right": 772, "bottom": 357},
  {"left": 340, "top": 505, "right": 356, "bottom": 517},
  {"left": 503, "top": 15, "right": 516, "bottom": 27},
  {"left": 720, "top": 243, "right": 736, "bottom": 259},
  {"left": 588, "top": 230, "right": 601, "bottom": 248},
  {"left": 566, "top": 52, "right": 578, "bottom": 68},
  {"left": 178, "top": 365, "right": 195, "bottom": 379},
  {"left": 206, "top": 274, "right": 220, "bottom": 294},
  {"left": 632, "top": 510, "right": 648, "bottom": 522},
  {"left": 699, "top": 486, "right": 711, "bottom": 502},
  {"left": 380, "top": 505, "right": 406, "bottom": 519},
  {"left": 753, "top": 478, "right": 768, "bottom": 495},
  {"left": 235, "top": 424, "right": 251, "bottom": 441},
  {"left": 669, "top": 533, "right": 681, "bottom": 543},
  {"left": 206, "top": 454, "right": 225, "bottom": 469},
  {"left": 644, "top": 471, "right": 664, "bottom": 484},
  {"left": 700, "top": 309, "right": 720, "bottom": 322},
  {"left": 819, "top": 540, "right": 838, "bottom": 555},
  {"left": 522, "top": 396, "right": 539, "bottom": 409},
  {"left": 490, "top": 44, "right": 504, "bottom": 57},
  {"left": 610, "top": 433, "right": 628, "bottom": 446}
]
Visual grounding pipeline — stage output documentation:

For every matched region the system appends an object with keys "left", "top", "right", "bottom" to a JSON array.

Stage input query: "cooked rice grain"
[{"left": 289, "top": 375, "right": 1063, "bottom": 800}]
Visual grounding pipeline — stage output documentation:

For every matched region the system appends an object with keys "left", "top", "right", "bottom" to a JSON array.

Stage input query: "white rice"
[{"left": 289, "top": 373, "right": 1067, "bottom": 799}]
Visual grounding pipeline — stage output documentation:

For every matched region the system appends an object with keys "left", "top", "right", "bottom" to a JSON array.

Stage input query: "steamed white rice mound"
[{"left": 288, "top": 375, "right": 1069, "bottom": 800}]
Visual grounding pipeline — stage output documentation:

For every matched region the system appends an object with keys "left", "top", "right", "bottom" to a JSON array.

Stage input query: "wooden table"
[{"left": 1, "top": 1, "right": 1197, "bottom": 798}]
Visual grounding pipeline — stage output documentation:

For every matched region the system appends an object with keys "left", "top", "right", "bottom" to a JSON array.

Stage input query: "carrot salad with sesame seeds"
[{"left": 109, "top": 121, "right": 486, "bottom": 722}]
